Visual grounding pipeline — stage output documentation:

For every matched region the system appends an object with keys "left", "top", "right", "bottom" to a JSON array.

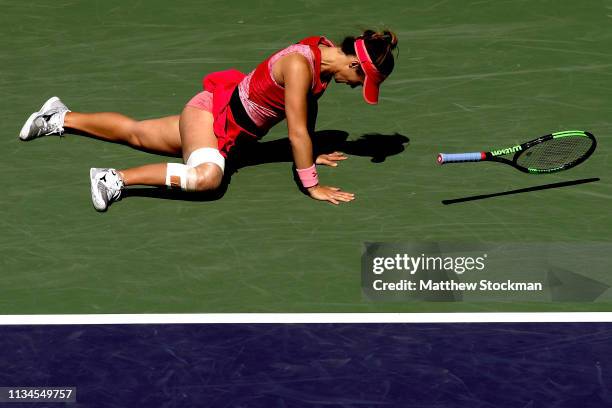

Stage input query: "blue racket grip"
[{"left": 437, "top": 152, "right": 483, "bottom": 164}]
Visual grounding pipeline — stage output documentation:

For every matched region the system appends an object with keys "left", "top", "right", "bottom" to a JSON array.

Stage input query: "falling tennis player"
[{"left": 19, "top": 30, "right": 397, "bottom": 211}]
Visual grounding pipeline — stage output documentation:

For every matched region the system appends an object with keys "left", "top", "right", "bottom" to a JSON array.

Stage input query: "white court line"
[{"left": 0, "top": 313, "right": 611, "bottom": 325}]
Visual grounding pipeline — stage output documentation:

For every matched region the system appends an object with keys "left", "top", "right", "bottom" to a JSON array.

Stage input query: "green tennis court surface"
[{"left": 1, "top": 0, "right": 611, "bottom": 313}]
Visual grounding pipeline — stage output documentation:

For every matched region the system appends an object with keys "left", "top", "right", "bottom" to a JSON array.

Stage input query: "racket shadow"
[{"left": 442, "top": 178, "right": 600, "bottom": 205}]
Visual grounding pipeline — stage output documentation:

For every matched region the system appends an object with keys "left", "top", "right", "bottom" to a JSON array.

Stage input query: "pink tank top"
[{"left": 237, "top": 36, "right": 334, "bottom": 132}]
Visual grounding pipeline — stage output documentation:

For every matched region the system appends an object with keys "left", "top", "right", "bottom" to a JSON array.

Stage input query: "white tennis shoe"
[
  {"left": 19, "top": 96, "right": 70, "bottom": 140},
  {"left": 90, "top": 168, "right": 124, "bottom": 212}
]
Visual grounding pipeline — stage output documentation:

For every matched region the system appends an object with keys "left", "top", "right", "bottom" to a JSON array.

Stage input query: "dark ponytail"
[{"left": 341, "top": 29, "right": 398, "bottom": 76}]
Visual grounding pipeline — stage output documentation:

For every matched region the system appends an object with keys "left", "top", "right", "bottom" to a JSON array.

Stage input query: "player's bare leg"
[
  {"left": 20, "top": 96, "right": 224, "bottom": 211},
  {"left": 89, "top": 106, "right": 224, "bottom": 212},
  {"left": 64, "top": 112, "right": 182, "bottom": 156},
  {"left": 19, "top": 97, "right": 182, "bottom": 156},
  {"left": 111, "top": 107, "right": 222, "bottom": 189}
]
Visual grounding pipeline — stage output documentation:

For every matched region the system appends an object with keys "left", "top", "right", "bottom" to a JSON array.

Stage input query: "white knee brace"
[
  {"left": 186, "top": 147, "right": 225, "bottom": 173},
  {"left": 165, "top": 148, "right": 225, "bottom": 192}
]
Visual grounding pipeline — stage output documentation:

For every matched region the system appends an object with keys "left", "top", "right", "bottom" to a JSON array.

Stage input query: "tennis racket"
[{"left": 437, "top": 130, "right": 596, "bottom": 174}]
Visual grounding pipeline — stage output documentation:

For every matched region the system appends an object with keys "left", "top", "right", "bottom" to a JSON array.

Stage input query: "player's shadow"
[
  {"left": 125, "top": 130, "right": 410, "bottom": 202},
  {"left": 229, "top": 130, "right": 409, "bottom": 167}
]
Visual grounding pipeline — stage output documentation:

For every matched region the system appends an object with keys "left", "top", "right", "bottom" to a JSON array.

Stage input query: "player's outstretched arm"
[{"left": 283, "top": 55, "right": 354, "bottom": 205}]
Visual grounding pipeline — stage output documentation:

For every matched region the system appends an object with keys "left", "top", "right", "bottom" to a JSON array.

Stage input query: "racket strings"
[{"left": 516, "top": 136, "right": 593, "bottom": 170}]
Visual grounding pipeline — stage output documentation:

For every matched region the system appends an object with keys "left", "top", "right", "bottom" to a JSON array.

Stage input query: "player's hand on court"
[
  {"left": 315, "top": 152, "right": 348, "bottom": 167},
  {"left": 307, "top": 185, "right": 355, "bottom": 205}
]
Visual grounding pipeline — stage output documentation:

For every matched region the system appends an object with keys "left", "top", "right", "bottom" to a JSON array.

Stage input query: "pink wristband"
[{"left": 296, "top": 164, "right": 319, "bottom": 188}]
